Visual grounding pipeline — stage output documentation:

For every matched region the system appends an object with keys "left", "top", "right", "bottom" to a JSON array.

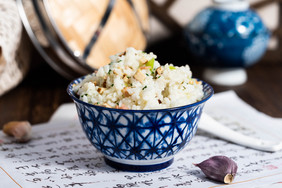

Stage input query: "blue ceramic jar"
[{"left": 184, "top": 0, "right": 270, "bottom": 67}]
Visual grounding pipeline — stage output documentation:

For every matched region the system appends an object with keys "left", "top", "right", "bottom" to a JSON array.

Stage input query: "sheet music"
[{"left": 1, "top": 90, "right": 282, "bottom": 188}]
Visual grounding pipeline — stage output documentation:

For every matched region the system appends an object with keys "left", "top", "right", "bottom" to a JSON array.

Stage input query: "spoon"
[{"left": 198, "top": 113, "right": 282, "bottom": 152}]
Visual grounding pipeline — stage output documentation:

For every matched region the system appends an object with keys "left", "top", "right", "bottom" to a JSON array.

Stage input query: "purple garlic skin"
[{"left": 194, "top": 155, "right": 238, "bottom": 184}]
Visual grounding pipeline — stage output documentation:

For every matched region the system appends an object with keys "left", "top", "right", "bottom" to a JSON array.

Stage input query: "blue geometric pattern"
[{"left": 68, "top": 77, "right": 213, "bottom": 162}]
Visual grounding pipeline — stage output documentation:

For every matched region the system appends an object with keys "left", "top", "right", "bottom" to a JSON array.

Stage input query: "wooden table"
[{"left": 0, "top": 36, "right": 282, "bottom": 129}]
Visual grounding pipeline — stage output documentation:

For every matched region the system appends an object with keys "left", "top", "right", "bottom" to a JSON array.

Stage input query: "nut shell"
[{"left": 3, "top": 121, "right": 32, "bottom": 142}]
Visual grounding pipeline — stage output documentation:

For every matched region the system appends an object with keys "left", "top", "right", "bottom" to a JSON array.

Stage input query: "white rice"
[{"left": 73, "top": 47, "right": 204, "bottom": 110}]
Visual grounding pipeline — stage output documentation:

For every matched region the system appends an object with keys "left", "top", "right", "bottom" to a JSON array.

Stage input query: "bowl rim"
[{"left": 67, "top": 75, "right": 214, "bottom": 112}]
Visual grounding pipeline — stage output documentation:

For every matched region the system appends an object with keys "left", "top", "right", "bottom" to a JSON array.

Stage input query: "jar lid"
[{"left": 212, "top": 0, "right": 249, "bottom": 11}]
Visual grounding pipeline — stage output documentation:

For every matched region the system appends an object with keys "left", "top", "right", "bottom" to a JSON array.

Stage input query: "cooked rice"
[{"left": 73, "top": 47, "right": 204, "bottom": 110}]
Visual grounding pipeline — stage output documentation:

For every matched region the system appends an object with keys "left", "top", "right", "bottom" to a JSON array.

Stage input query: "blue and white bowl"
[
  {"left": 67, "top": 76, "right": 213, "bottom": 172},
  {"left": 184, "top": 0, "right": 270, "bottom": 67}
]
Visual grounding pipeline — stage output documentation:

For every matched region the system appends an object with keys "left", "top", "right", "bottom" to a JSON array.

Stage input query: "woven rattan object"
[
  {"left": 0, "top": 0, "right": 30, "bottom": 96},
  {"left": 47, "top": 0, "right": 149, "bottom": 69}
]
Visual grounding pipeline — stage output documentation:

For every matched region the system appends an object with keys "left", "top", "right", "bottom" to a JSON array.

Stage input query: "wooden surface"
[{"left": 0, "top": 36, "right": 282, "bottom": 129}]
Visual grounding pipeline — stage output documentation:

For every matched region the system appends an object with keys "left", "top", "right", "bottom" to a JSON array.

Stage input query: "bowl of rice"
[{"left": 67, "top": 47, "right": 213, "bottom": 172}]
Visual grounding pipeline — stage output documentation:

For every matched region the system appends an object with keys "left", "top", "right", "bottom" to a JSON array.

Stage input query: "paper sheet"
[{"left": 1, "top": 90, "right": 282, "bottom": 188}]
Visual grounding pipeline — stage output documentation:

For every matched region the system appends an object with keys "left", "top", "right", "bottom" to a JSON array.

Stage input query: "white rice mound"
[{"left": 73, "top": 47, "right": 204, "bottom": 110}]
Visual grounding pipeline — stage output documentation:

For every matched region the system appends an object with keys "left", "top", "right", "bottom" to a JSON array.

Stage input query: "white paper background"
[{"left": 1, "top": 90, "right": 282, "bottom": 188}]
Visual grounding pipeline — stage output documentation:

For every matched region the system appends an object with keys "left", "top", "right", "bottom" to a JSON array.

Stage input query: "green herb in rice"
[{"left": 73, "top": 47, "right": 204, "bottom": 110}]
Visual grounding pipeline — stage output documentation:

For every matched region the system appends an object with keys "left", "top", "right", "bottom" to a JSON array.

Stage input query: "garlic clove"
[
  {"left": 194, "top": 155, "right": 238, "bottom": 184},
  {"left": 3, "top": 121, "right": 32, "bottom": 142},
  {"left": 224, "top": 174, "right": 234, "bottom": 184}
]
